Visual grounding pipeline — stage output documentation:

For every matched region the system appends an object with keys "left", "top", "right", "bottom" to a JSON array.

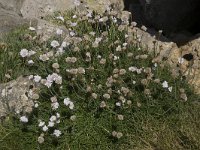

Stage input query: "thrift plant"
[{"left": 0, "top": 2, "right": 200, "bottom": 150}]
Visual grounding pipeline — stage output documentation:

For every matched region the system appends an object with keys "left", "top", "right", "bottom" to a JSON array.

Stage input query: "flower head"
[
  {"left": 20, "top": 116, "right": 28, "bottom": 123},
  {"left": 162, "top": 81, "right": 168, "bottom": 88},
  {"left": 53, "top": 129, "right": 62, "bottom": 137},
  {"left": 64, "top": 98, "right": 74, "bottom": 109},
  {"left": 20, "top": 49, "right": 29, "bottom": 58},
  {"left": 51, "top": 40, "right": 60, "bottom": 48}
]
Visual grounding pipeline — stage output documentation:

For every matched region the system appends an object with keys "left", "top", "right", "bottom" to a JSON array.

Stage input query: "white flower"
[
  {"left": 64, "top": 97, "right": 70, "bottom": 105},
  {"left": 56, "top": 47, "right": 64, "bottom": 56},
  {"left": 56, "top": 29, "right": 63, "bottom": 35},
  {"left": 20, "top": 116, "right": 28, "bottom": 123},
  {"left": 56, "top": 16, "right": 64, "bottom": 22},
  {"left": 116, "top": 45, "right": 122, "bottom": 51},
  {"left": 51, "top": 102, "right": 59, "bottom": 110},
  {"left": 70, "top": 31, "right": 75, "bottom": 36},
  {"left": 113, "top": 56, "right": 119, "bottom": 61},
  {"left": 56, "top": 113, "right": 60, "bottom": 118},
  {"left": 168, "top": 86, "right": 173, "bottom": 92},
  {"left": 53, "top": 129, "right": 62, "bottom": 137},
  {"left": 132, "top": 81, "right": 136, "bottom": 84},
  {"left": 178, "top": 57, "right": 184, "bottom": 64},
  {"left": 69, "top": 102, "right": 74, "bottom": 110},
  {"left": 64, "top": 98, "right": 74, "bottom": 109},
  {"left": 129, "top": 66, "right": 137, "bottom": 72},
  {"left": 136, "top": 68, "right": 142, "bottom": 74},
  {"left": 95, "top": 37, "right": 102, "bottom": 43},
  {"left": 99, "top": 18, "right": 104, "bottom": 22},
  {"left": 50, "top": 115, "right": 57, "bottom": 122},
  {"left": 61, "top": 41, "right": 67, "bottom": 48},
  {"left": 116, "top": 102, "right": 121, "bottom": 107},
  {"left": 56, "top": 119, "right": 60, "bottom": 124},
  {"left": 89, "top": 32, "right": 96, "bottom": 36},
  {"left": 162, "top": 81, "right": 168, "bottom": 88},
  {"left": 28, "top": 50, "right": 36, "bottom": 56},
  {"left": 29, "top": 75, "right": 34, "bottom": 80},
  {"left": 141, "top": 25, "right": 147, "bottom": 31},
  {"left": 39, "top": 54, "right": 49, "bottom": 62},
  {"left": 29, "top": 27, "right": 36, "bottom": 31},
  {"left": 28, "top": 60, "right": 34, "bottom": 64},
  {"left": 103, "top": 93, "right": 110, "bottom": 99},
  {"left": 48, "top": 121, "right": 55, "bottom": 127},
  {"left": 38, "top": 136, "right": 44, "bottom": 144},
  {"left": 86, "top": 12, "right": 92, "bottom": 18},
  {"left": 44, "top": 73, "right": 62, "bottom": 88},
  {"left": 70, "top": 22, "right": 77, "bottom": 27},
  {"left": 70, "top": 115, "right": 76, "bottom": 121},
  {"left": 51, "top": 40, "right": 60, "bottom": 48},
  {"left": 38, "top": 121, "right": 45, "bottom": 127},
  {"left": 131, "top": 22, "right": 137, "bottom": 27},
  {"left": 20, "top": 49, "right": 29, "bottom": 58},
  {"left": 34, "top": 75, "right": 41, "bottom": 83},
  {"left": 72, "top": 15, "right": 77, "bottom": 19},
  {"left": 123, "top": 43, "right": 128, "bottom": 47},
  {"left": 34, "top": 103, "right": 39, "bottom": 108},
  {"left": 54, "top": 74, "right": 62, "bottom": 84},
  {"left": 112, "top": 17, "right": 117, "bottom": 23},
  {"left": 42, "top": 125, "right": 48, "bottom": 132},
  {"left": 45, "top": 80, "right": 52, "bottom": 88}
]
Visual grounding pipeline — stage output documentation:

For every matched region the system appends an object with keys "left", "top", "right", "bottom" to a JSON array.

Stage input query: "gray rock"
[
  {"left": 85, "top": 0, "right": 124, "bottom": 14},
  {"left": 0, "top": 0, "right": 24, "bottom": 15},
  {"left": 0, "top": 76, "right": 37, "bottom": 117},
  {"left": 36, "top": 19, "right": 69, "bottom": 42},
  {"left": 20, "top": 0, "right": 75, "bottom": 19},
  {"left": 0, "top": 8, "right": 29, "bottom": 38}
]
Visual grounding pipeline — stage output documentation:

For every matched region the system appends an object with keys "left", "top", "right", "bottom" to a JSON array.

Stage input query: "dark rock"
[
  {"left": 125, "top": 0, "right": 200, "bottom": 36},
  {"left": 138, "top": 0, "right": 200, "bottom": 35}
]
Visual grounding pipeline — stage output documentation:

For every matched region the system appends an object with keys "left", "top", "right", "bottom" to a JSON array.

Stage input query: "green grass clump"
[{"left": 0, "top": 8, "right": 200, "bottom": 150}]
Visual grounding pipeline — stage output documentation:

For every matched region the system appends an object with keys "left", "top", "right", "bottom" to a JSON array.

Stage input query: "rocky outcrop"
[
  {"left": 0, "top": 8, "right": 29, "bottom": 38},
  {"left": 20, "top": 0, "right": 75, "bottom": 19},
  {"left": 0, "top": 0, "right": 124, "bottom": 38},
  {"left": 131, "top": 24, "right": 200, "bottom": 93},
  {"left": 85, "top": 0, "right": 124, "bottom": 14},
  {"left": 168, "top": 35, "right": 200, "bottom": 93},
  {"left": 0, "top": 76, "right": 38, "bottom": 118},
  {"left": 0, "top": 0, "right": 24, "bottom": 15}
]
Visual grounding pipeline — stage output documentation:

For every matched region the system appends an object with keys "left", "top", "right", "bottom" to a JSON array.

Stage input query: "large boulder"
[
  {"left": 0, "top": 0, "right": 124, "bottom": 38},
  {"left": 138, "top": 0, "right": 200, "bottom": 34},
  {"left": 0, "top": 8, "right": 29, "bottom": 38},
  {"left": 0, "top": 0, "right": 24, "bottom": 15},
  {"left": 20, "top": 0, "right": 124, "bottom": 18},
  {"left": 20, "top": 0, "right": 75, "bottom": 19}
]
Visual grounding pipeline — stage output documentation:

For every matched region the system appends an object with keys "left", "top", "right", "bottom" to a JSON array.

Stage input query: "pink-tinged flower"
[
  {"left": 56, "top": 29, "right": 63, "bottom": 35},
  {"left": 20, "top": 49, "right": 29, "bottom": 58}
]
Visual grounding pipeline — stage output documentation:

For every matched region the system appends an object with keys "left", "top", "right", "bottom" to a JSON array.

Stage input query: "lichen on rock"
[{"left": 0, "top": 76, "right": 39, "bottom": 118}]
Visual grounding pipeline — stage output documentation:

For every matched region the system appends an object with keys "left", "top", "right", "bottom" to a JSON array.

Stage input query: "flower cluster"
[{"left": 17, "top": 1, "right": 188, "bottom": 145}]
